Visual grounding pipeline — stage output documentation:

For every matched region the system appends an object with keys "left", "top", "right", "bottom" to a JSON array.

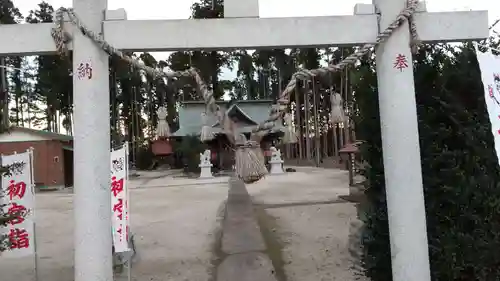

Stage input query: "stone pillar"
[
  {"left": 72, "top": 0, "right": 113, "bottom": 281},
  {"left": 372, "top": 0, "right": 431, "bottom": 280}
]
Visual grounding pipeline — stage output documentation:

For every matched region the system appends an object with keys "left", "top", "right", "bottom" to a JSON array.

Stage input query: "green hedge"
[{"left": 355, "top": 45, "right": 500, "bottom": 280}]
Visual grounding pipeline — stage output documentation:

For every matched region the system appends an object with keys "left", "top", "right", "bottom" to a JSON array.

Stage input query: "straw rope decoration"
[{"left": 51, "top": 0, "right": 420, "bottom": 183}]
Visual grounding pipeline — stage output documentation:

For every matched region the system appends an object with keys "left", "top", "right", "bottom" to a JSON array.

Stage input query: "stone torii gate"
[{"left": 0, "top": 0, "right": 488, "bottom": 280}]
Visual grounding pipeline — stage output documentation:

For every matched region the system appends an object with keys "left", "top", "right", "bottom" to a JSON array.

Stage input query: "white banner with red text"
[
  {"left": 0, "top": 150, "right": 35, "bottom": 258},
  {"left": 475, "top": 46, "right": 500, "bottom": 163},
  {"left": 110, "top": 144, "right": 130, "bottom": 253}
]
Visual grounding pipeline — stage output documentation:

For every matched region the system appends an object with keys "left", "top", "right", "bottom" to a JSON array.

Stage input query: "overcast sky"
[
  {"left": 11, "top": 0, "right": 500, "bottom": 61},
  {"left": 12, "top": 0, "right": 499, "bottom": 23}
]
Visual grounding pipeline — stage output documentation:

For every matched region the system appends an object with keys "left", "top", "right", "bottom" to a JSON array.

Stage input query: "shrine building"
[
  {"left": 172, "top": 100, "right": 285, "bottom": 170},
  {"left": 0, "top": 127, "right": 73, "bottom": 190}
]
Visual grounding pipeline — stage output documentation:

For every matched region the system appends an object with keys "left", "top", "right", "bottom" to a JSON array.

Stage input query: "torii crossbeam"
[
  {"left": 0, "top": 7, "right": 487, "bottom": 54},
  {"left": 0, "top": 0, "right": 489, "bottom": 281}
]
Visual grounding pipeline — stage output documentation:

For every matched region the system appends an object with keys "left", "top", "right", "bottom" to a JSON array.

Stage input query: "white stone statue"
[
  {"left": 156, "top": 106, "right": 170, "bottom": 138},
  {"left": 204, "top": 149, "right": 211, "bottom": 163},
  {"left": 270, "top": 147, "right": 282, "bottom": 162},
  {"left": 330, "top": 92, "right": 345, "bottom": 124},
  {"left": 268, "top": 146, "right": 284, "bottom": 174},
  {"left": 199, "top": 149, "right": 211, "bottom": 165},
  {"left": 199, "top": 149, "right": 213, "bottom": 178}
]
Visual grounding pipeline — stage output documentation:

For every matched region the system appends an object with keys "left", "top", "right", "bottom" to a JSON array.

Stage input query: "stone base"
[
  {"left": 269, "top": 161, "right": 284, "bottom": 174},
  {"left": 199, "top": 165, "right": 213, "bottom": 178}
]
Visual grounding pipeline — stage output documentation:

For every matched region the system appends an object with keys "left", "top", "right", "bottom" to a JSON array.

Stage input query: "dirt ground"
[
  {"left": 0, "top": 167, "right": 362, "bottom": 281},
  {"left": 248, "top": 167, "right": 362, "bottom": 281},
  {"left": 0, "top": 176, "right": 229, "bottom": 281}
]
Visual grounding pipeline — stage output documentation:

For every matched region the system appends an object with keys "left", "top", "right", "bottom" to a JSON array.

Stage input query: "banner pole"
[
  {"left": 28, "top": 148, "right": 39, "bottom": 281},
  {"left": 125, "top": 141, "right": 131, "bottom": 281},
  {"left": 127, "top": 258, "right": 131, "bottom": 281}
]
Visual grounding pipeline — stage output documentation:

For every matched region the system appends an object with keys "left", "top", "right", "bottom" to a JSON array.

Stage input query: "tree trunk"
[
  {"left": 210, "top": 51, "right": 219, "bottom": 99},
  {"left": 164, "top": 78, "right": 178, "bottom": 131},
  {"left": 295, "top": 79, "right": 303, "bottom": 160},
  {"left": 0, "top": 57, "right": 9, "bottom": 129}
]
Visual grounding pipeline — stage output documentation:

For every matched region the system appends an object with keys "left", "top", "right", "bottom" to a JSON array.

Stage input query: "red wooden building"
[{"left": 0, "top": 127, "right": 73, "bottom": 190}]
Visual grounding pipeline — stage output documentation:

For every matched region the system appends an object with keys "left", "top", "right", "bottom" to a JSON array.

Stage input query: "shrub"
[
  {"left": 134, "top": 143, "right": 155, "bottom": 170},
  {"left": 355, "top": 45, "right": 500, "bottom": 280},
  {"left": 174, "top": 135, "right": 207, "bottom": 174}
]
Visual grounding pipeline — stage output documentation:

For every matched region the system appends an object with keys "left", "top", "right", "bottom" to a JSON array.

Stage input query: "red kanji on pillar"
[{"left": 393, "top": 54, "right": 409, "bottom": 72}]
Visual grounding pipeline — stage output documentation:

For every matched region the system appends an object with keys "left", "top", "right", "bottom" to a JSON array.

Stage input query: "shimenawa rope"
[{"left": 51, "top": 0, "right": 420, "bottom": 183}]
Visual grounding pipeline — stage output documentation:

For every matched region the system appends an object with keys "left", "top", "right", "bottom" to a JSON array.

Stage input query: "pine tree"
[{"left": 27, "top": 1, "right": 72, "bottom": 133}]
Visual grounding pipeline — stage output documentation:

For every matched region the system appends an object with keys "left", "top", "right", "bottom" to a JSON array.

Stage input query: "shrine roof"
[
  {"left": 212, "top": 104, "right": 258, "bottom": 127},
  {"left": 0, "top": 126, "right": 72, "bottom": 142},
  {"left": 173, "top": 99, "right": 284, "bottom": 137}
]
